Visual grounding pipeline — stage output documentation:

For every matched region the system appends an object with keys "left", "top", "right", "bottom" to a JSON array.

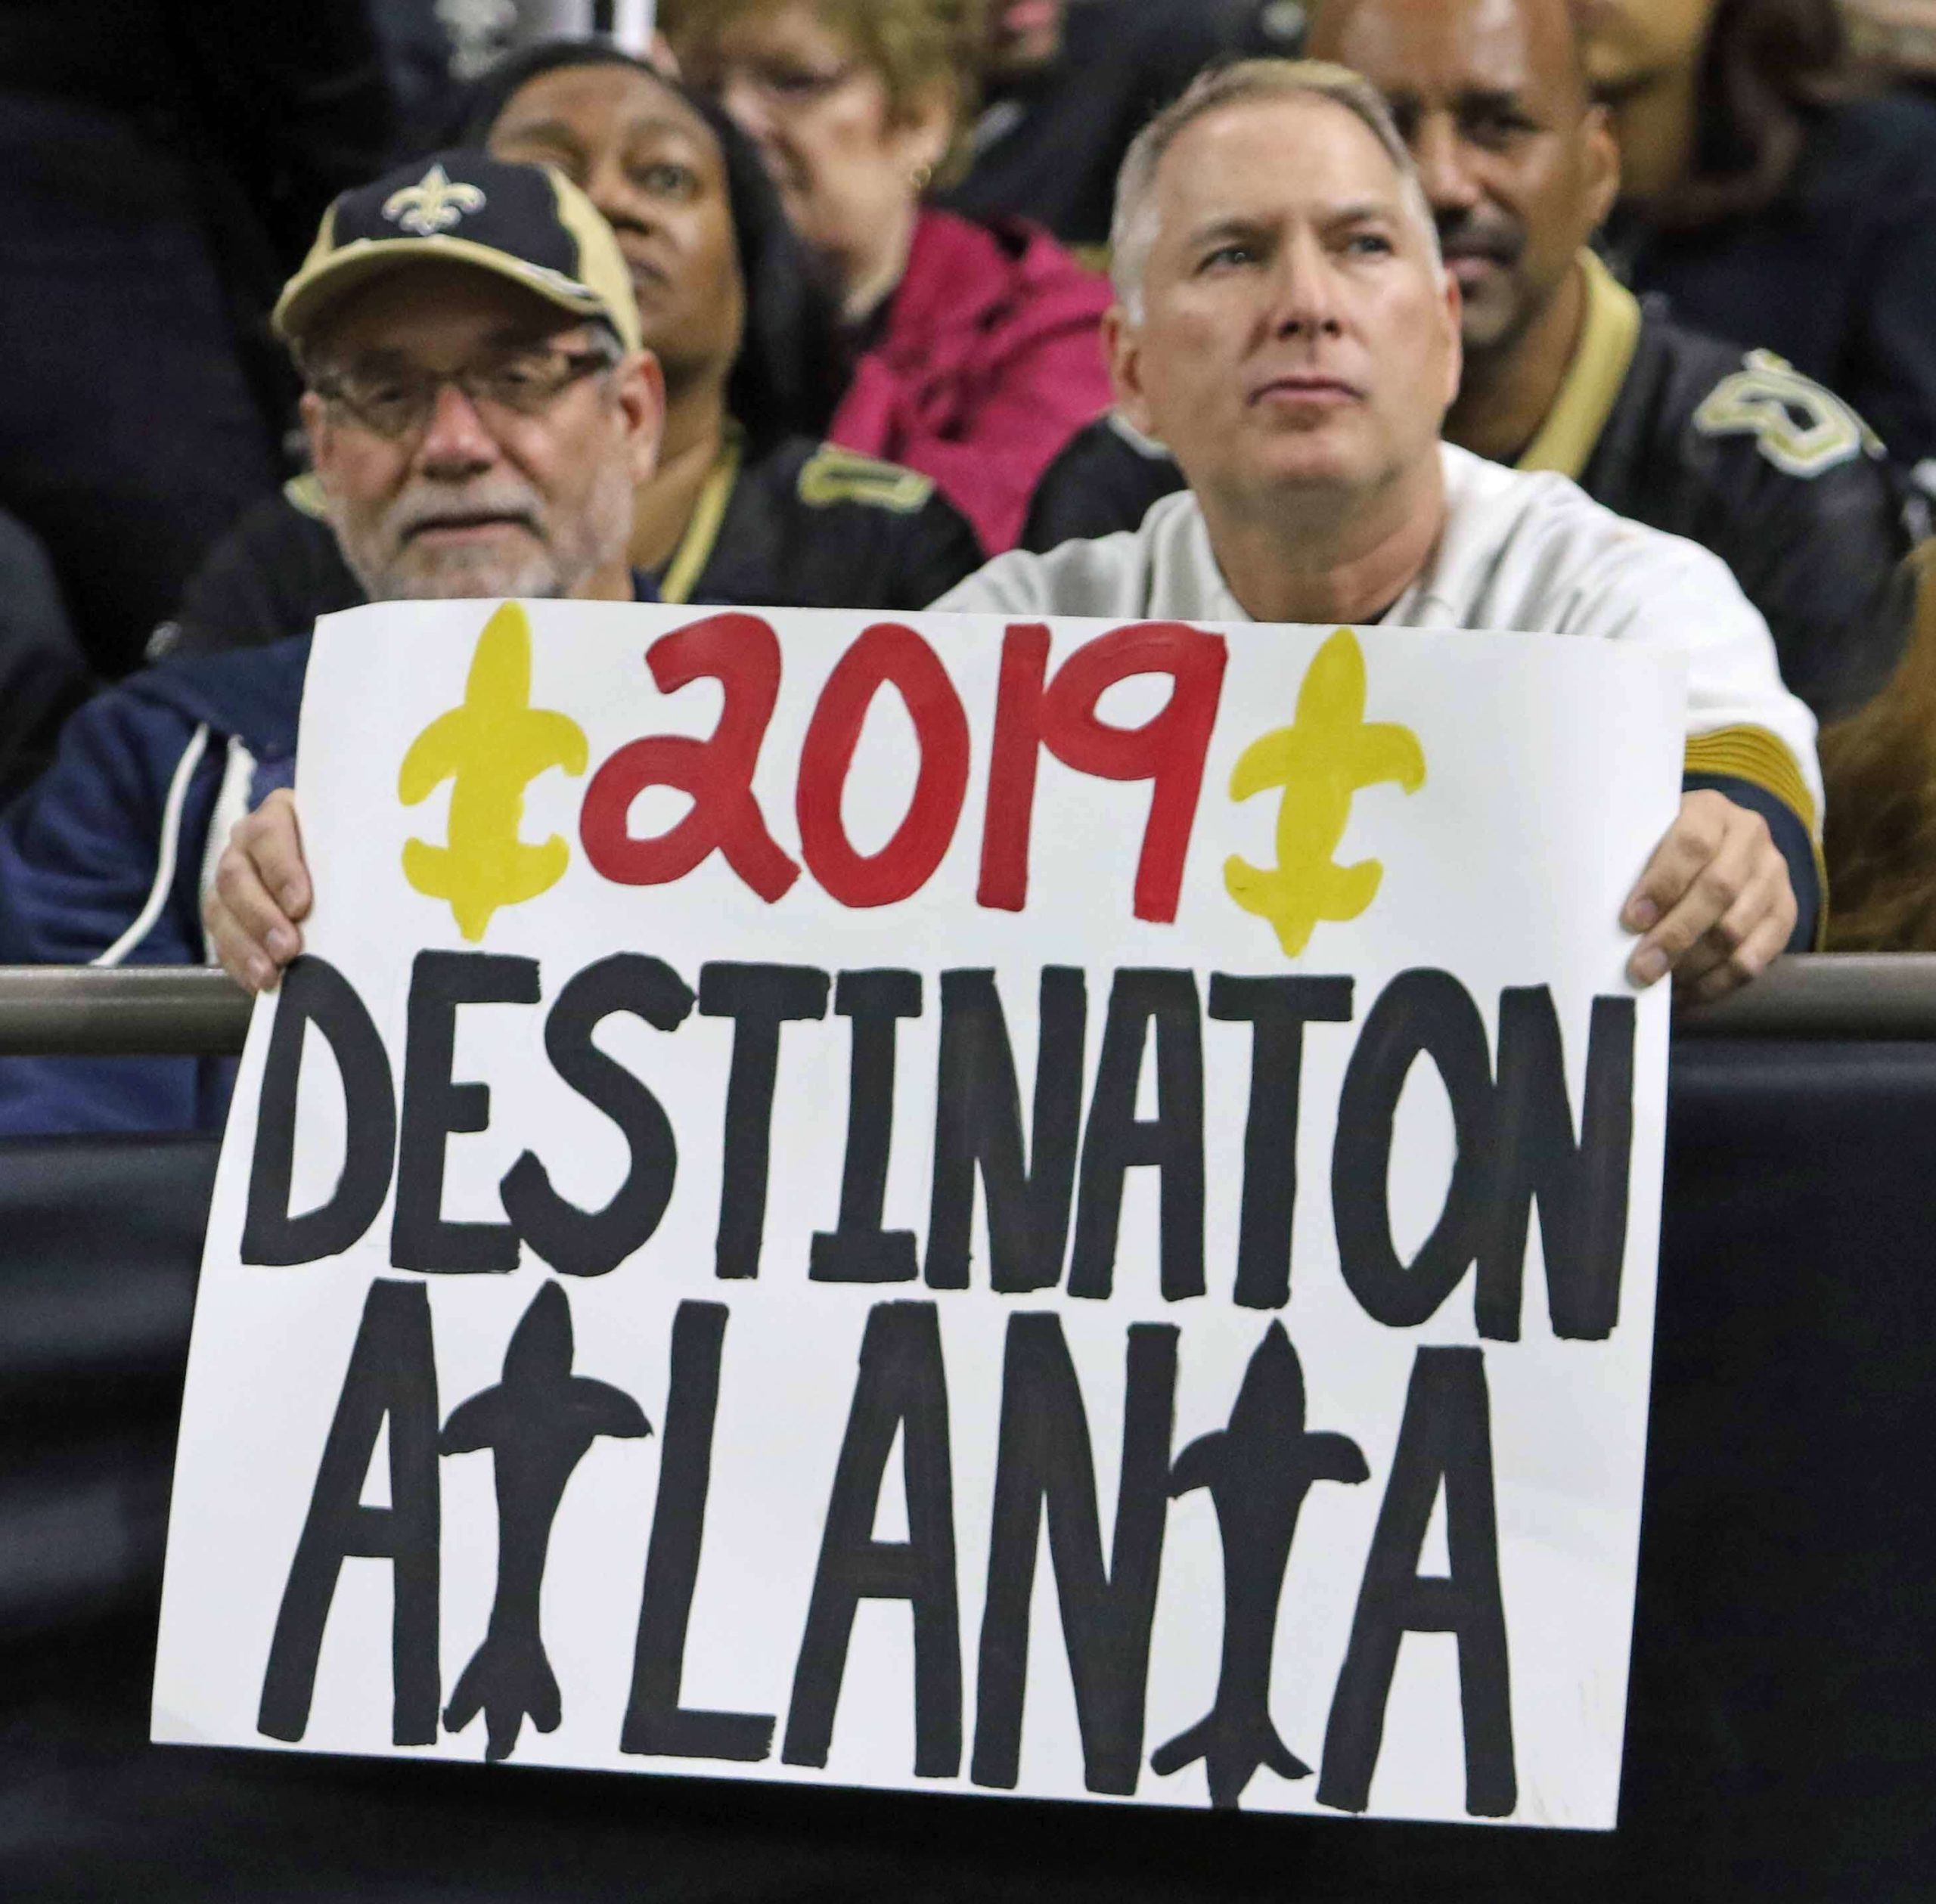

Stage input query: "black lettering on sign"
[
  {"left": 972, "top": 1315, "right": 1177, "bottom": 1796},
  {"left": 1069, "top": 971, "right": 1205, "bottom": 1302},
  {"left": 242, "top": 956, "right": 396, "bottom": 1267},
  {"left": 698, "top": 963, "right": 830, "bottom": 1279},
  {"left": 1152, "top": 1323, "right": 1367, "bottom": 1808},
  {"left": 440, "top": 1282, "right": 651, "bottom": 1761},
  {"left": 1332, "top": 969, "right": 1497, "bottom": 1328},
  {"left": 1479, "top": 990, "right": 1635, "bottom": 1341},
  {"left": 1208, "top": 977, "right": 1354, "bottom": 1310},
  {"left": 1317, "top": 1347, "right": 1516, "bottom": 1818},
  {"left": 391, "top": 951, "right": 539, "bottom": 1274},
  {"left": 783, "top": 1302, "right": 960, "bottom": 1777},
  {"left": 811, "top": 970, "right": 923, "bottom": 1283},
  {"left": 924, "top": 967, "right": 1086, "bottom": 1294},
  {"left": 258, "top": 1279, "right": 439, "bottom": 1746},
  {"left": 501, "top": 954, "right": 695, "bottom": 1278},
  {"left": 622, "top": 1302, "right": 775, "bottom": 1763}
]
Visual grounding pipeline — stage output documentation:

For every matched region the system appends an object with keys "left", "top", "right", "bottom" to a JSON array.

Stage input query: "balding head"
[
  {"left": 1100, "top": 60, "right": 1462, "bottom": 530},
  {"left": 1110, "top": 59, "right": 1441, "bottom": 323},
  {"left": 1312, "top": 0, "right": 1592, "bottom": 111},
  {"left": 1306, "top": 0, "right": 1617, "bottom": 355}
]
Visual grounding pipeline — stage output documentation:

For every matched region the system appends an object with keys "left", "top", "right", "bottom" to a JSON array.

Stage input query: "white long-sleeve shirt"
[{"left": 939, "top": 442, "right": 1823, "bottom": 845}]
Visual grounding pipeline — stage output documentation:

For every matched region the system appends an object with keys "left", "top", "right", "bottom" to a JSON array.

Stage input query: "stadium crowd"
[{"left": 2, "top": 0, "right": 1936, "bottom": 1132}]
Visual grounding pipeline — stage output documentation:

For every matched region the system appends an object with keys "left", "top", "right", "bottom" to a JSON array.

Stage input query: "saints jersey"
[
  {"left": 1022, "top": 252, "right": 1921, "bottom": 720},
  {"left": 157, "top": 433, "right": 984, "bottom": 660}
]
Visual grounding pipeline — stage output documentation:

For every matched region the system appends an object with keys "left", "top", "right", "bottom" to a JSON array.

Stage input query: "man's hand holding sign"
[
  {"left": 209, "top": 57, "right": 1813, "bottom": 1015},
  {"left": 161, "top": 590, "right": 1677, "bottom": 1826},
  {"left": 154, "top": 49, "right": 1823, "bottom": 1844},
  {"left": 214, "top": 771, "right": 1798, "bottom": 1007}
]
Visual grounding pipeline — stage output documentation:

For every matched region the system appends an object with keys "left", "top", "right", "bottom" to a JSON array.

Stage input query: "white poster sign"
[{"left": 155, "top": 599, "right": 1680, "bottom": 1827}]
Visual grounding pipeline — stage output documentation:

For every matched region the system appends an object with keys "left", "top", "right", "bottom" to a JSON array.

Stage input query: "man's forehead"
[
  {"left": 1152, "top": 95, "right": 1410, "bottom": 231},
  {"left": 1310, "top": 0, "right": 1584, "bottom": 107}
]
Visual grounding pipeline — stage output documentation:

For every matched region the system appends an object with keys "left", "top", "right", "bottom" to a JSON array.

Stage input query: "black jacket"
[
  {"left": 1608, "top": 92, "right": 1936, "bottom": 476},
  {"left": 160, "top": 435, "right": 984, "bottom": 660}
]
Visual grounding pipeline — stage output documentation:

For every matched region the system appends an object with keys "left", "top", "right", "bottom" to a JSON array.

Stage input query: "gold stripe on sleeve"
[
  {"left": 1682, "top": 724, "right": 1818, "bottom": 833},
  {"left": 1683, "top": 724, "right": 1828, "bottom": 946}
]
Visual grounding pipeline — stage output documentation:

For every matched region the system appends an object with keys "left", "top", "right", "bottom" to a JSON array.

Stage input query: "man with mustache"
[
  {"left": 213, "top": 60, "right": 1821, "bottom": 1012},
  {"left": 1025, "top": 0, "right": 1921, "bottom": 722},
  {"left": 157, "top": 48, "right": 982, "bottom": 659},
  {"left": 941, "top": 59, "right": 1820, "bottom": 1003},
  {"left": 0, "top": 151, "right": 660, "bottom": 1133}
]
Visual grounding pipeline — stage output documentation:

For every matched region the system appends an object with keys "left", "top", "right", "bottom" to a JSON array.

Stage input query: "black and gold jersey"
[
  {"left": 1022, "top": 252, "right": 1923, "bottom": 720},
  {"left": 157, "top": 432, "right": 984, "bottom": 661},
  {"left": 674, "top": 434, "right": 982, "bottom": 612}
]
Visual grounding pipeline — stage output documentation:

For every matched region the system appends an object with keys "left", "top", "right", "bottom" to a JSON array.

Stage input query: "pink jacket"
[{"left": 827, "top": 208, "right": 1115, "bottom": 556}]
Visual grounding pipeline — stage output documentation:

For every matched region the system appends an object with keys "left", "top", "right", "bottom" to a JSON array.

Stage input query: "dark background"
[{"left": 1, "top": 1035, "right": 1930, "bottom": 1899}]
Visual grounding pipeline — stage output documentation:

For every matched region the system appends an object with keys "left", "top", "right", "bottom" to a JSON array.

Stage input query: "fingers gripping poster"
[{"left": 154, "top": 600, "right": 1682, "bottom": 1828}]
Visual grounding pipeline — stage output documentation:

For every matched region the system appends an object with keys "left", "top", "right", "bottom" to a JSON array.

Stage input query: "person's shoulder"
[
  {"left": 119, "top": 633, "right": 313, "bottom": 754},
  {"left": 752, "top": 437, "right": 945, "bottom": 517},
  {"left": 728, "top": 436, "right": 984, "bottom": 609},
  {"left": 1022, "top": 413, "right": 1185, "bottom": 551},
  {"left": 997, "top": 216, "right": 1113, "bottom": 304},
  {"left": 1630, "top": 308, "right": 1898, "bottom": 481},
  {"left": 1437, "top": 443, "right": 1748, "bottom": 610},
  {"left": 8, "top": 635, "right": 308, "bottom": 876},
  {"left": 159, "top": 477, "right": 361, "bottom": 661},
  {"left": 1447, "top": 439, "right": 1665, "bottom": 543},
  {"left": 908, "top": 207, "right": 1111, "bottom": 317},
  {"left": 935, "top": 492, "right": 1193, "bottom": 615},
  {"left": 201, "top": 478, "right": 340, "bottom": 563}
]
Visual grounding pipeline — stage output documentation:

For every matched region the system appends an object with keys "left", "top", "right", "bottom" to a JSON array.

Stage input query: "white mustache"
[{"left": 395, "top": 493, "right": 541, "bottom": 541}]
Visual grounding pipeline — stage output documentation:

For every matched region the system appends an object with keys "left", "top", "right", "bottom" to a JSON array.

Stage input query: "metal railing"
[
  {"left": 3, "top": 956, "right": 1936, "bottom": 1056},
  {"left": 0, "top": 968, "right": 254, "bottom": 1056}
]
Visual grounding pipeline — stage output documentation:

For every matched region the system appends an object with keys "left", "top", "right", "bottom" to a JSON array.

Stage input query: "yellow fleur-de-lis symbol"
[
  {"left": 383, "top": 163, "right": 488, "bottom": 237},
  {"left": 399, "top": 603, "right": 588, "bottom": 942},
  {"left": 1224, "top": 627, "right": 1426, "bottom": 957}
]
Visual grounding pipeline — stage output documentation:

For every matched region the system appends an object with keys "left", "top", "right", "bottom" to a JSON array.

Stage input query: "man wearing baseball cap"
[{"left": 0, "top": 151, "right": 662, "bottom": 1134}]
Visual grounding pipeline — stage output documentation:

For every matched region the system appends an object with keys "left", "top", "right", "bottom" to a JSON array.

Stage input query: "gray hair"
[{"left": 1109, "top": 58, "right": 1443, "bottom": 320}]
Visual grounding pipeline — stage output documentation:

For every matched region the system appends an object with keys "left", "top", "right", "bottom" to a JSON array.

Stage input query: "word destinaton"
[{"left": 244, "top": 950, "right": 1634, "bottom": 1340}]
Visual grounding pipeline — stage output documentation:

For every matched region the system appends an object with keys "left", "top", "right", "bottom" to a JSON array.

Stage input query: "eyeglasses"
[{"left": 309, "top": 344, "right": 614, "bottom": 442}]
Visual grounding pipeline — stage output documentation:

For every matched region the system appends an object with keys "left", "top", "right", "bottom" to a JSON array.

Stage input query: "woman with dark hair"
[
  {"left": 457, "top": 40, "right": 841, "bottom": 454},
  {"left": 1583, "top": 0, "right": 1936, "bottom": 473},
  {"left": 160, "top": 41, "right": 982, "bottom": 659}
]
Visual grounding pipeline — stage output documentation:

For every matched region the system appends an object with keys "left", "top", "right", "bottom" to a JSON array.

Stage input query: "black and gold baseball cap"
[{"left": 273, "top": 148, "right": 643, "bottom": 355}]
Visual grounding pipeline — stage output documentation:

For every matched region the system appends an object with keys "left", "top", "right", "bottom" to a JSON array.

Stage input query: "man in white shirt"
[
  {"left": 210, "top": 59, "right": 1815, "bottom": 1004},
  {"left": 939, "top": 58, "right": 1818, "bottom": 1003}
]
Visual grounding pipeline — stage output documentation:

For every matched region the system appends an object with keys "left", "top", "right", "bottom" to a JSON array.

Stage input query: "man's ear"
[
  {"left": 299, "top": 391, "right": 337, "bottom": 492},
  {"left": 616, "top": 349, "right": 666, "bottom": 486},
  {"left": 1581, "top": 102, "right": 1621, "bottom": 232},
  {"left": 1104, "top": 304, "right": 1159, "bottom": 439}
]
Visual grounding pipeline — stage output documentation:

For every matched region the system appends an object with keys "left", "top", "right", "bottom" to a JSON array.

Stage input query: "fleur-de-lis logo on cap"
[{"left": 383, "top": 163, "right": 487, "bottom": 237}]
